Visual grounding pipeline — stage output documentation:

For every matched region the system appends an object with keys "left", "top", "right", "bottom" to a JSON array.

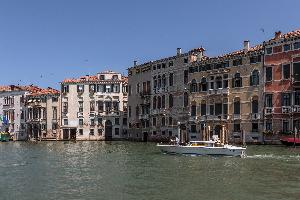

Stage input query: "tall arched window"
[
  {"left": 183, "top": 92, "right": 189, "bottom": 107},
  {"left": 216, "top": 76, "right": 222, "bottom": 89},
  {"left": 153, "top": 96, "right": 157, "bottom": 109},
  {"left": 190, "top": 79, "right": 198, "bottom": 92},
  {"left": 250, "top": 70, "right": 259, "bottom": 86},
  {"left": 162, "top": 95, "right": 165, "bottom": 108},
  {"left": 169, "top": 94, "right": 173, "bottom": 108},
  {"left": 157, "top": 96, "right": 162, "bottom": 109},
  {"left": 158, "top": 75, "right": 161, "bottom": 88},
  {"left": 234, "top": 98, "right": 241, "bottom": 114}
]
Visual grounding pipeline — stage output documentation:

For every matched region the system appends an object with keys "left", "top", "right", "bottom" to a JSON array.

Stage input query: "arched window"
[
  {"left": 191, "top": 101, "right": 197, "bottom": 117},
  {"left": 169, "top": 94, "right": 173, "bottom": 108},
  {"left": 157, "top": 96, "right": 162, "bottom": 109},
  {"left": 234, "top": 98, "right": 240, "bottom": 114},
  {"left": 162, "top": 95, "right": 165, "bottom": 108},
  {"left": 232, "top": 73, "right": 242, "bottom": 88},
  {"left": 190, "top": 79, "right": 198, "bottom": 92},
  {"left": 200, "top": 77, "right": 207, "bottom": 91},
  {"left": 153, "top": 76, "right": 157, "bottom": 89},
  {"left": 183, "top": 92, "right": 189, "bottom": 107},
  {"left": 162, "top": 75, "right": 166, "bottom": 88},
  {"left": 200, "top": 100, "right": 206, "bottom": 116},
  {"left": 250, "top": 70, "right": 259, "bottom": 86},
  {"left": 252, "top": 96, "right": 258, "bottom": 113},
  {"left": 153, "top": 96, "right": 157, "bottom": 109}
]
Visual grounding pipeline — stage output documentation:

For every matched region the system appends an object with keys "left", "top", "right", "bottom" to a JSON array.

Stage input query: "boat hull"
[
  {"left": 280, "top": 137, "right": 300, "bottom": 146},
  {"left": 157, "top": 144, "right": 246, "bottom": 157}
]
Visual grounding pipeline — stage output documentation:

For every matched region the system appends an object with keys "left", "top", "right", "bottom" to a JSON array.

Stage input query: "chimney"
[
  {"left": 244, "top": 40, "right": 250, "bottom": 52},
  {"left": 133, "top": 60, "right": 137, "bottom": 66},
  {"left": 177, "top": 48, "right": 182, "bottom": 56},
  {"left": 275, "top": 31, "right": 282, "bottom": 39},
  {"left": 10, "top": 85, "right": 15, "bottom": 91}
]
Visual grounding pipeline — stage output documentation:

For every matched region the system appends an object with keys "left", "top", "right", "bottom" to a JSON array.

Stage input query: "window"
[
  {"left": 52, "top": 97, "right": 58, "bottom": 102},
  {"left": 62, "top": 85, "right": 69, "bottom": 93},
  {"left": 191, "top": 125, "right": 196, "bottom": 133},
  {"left": 168, "top": 94, "right": 173, "bottom": 108},
  {"left": 169, "top": 117, "right": 173, "bottom": 126},
  {"left": 209, "top": 104, "right": 214, "bottom": 115},
  {"left": 191, "top": 104, "right": 197, "bottom": 116},
  {"left": 233, "top": 73, "right": 242, "bottom": 88},
  {"left": 201, "top": 102, "right": 206, "bottom": 116},
  {"left": 190, "top": 79, "right": 198, "bottom": 92},
  {"left": 136, "top": 83, "right": 140, "bottom": 93},
  {"left": 169, "top": 73, "right": 174, "bottom": 86},
  {"left": 293, "top": 62, "right": 300, "bottom": 82},
  {"left": 295, "top": 91, "right": 300, "bottom": 106},
  {"left": 100, "top": 75, "right": 105, "bottom": 80},
  {"left": 283, "top": 121, "right": 289, "bottom": 133},
  {"left": 115, "top": 118, "right": 119, "bottom": 125},
  {"left": 162, "top": 95, "right": 165, "bottom": 108},
  {"left": 252, "top": 123, "right": 258, "bottom": 132},
  {"left": 52, "top": 107, "right": 57, "bottom": 119},
  {"left": 252, "top": 99, "right": 258, "bottom": 113},
  {"left": 183, "top": 92, "right": 188, "bottom": 107},
  {"left": 162, "top": 63, "right": 166, "bottom": 68},
  {"left": 90, "top": 129, "right": 94, "bottom": 135},
  {"left": 115, "top": 128, "right": 119, "bottom": 135},
  {"left": 157, "top": 64, "right": 161, "bottom": 69},
  {"left": 123, "top": 118, "right": 127, "bottom": 126},
  {"left": 161, "top": 117, "right": 165, "bottom": 126},
  {"left": 98, "top": 129, "right": 103, "bottom": 136},
  {"left": 201, "top": 78, "right": 207, "bottom": 91},
  {"left": 250, "top": 55, "right": 261, "bottom": 64},
  {"left": 215, "top": 103, "right": 222, "bottom": 116},
  {"left": 89, "top": 84, "right": 96, "bottom": 93},
  {"left": 79, "top": 129, "right": 83, "bottom": 135},
  {"left": 250, "top": 70, "right": 259, "bottom": 86},
  {"left": 169, "top": 61, "right": 173, "bottom": 67},
  {"left": 266, "top": 121, "right": 272, "bottom": 131},
  {"left": 135, "top": 106, "right": 139, "bottom": 117},
  {"left": 79, "top": 119, "right": 83, "bottom": 126},
  {"left": 98, "top": 118, "right": 103, "bottom": 125},
  {"left": 153, "top": 96, "right": 157, "bottom": 109},
  {"left": 216, "top": 76, "right": 222, "bottom": 89},
  {"left": 283, "top": 44, "right": 291, "bottom": 51},
  {"left": 90, "top": 119, "right": 95, "bottom": 126},
  {"left": 153, "top": 65, "right": 156, "bottom": 70},
  {"left": 152, "top": 118, "right": 156, "bottom": 126},
  {"left": 266, "top": 47, "right": 272, "bottom": 54},
  {"left": 282, "top": 64, "right": 290, "bottom": 79},
  {"left": 184, "top": 58, "right": 188, "bottom": 63},
  {"left": 234, "top": 99, "right": 240, "bottom": 114},
  {"left": 234, "top": 123, "right": 241, "bottom": 132},
  {"left": 223, "top": 100, "right": 228, "bottom": 115},
  {"left": 63, "top": 119, "right": 68, "bottom": 125},
  {"left": 157, "top": 96, "right": 161, "bottom": 109},
  {"left": 282, "top": 93, "right": 291, "bottom": 106},
  {"left": 98, "top": 101, "right": 104, "bottom": 112},
  {"left": 266, "top": 67, "right": 273, "bottom": 82},
  {"left": 294, "top": 42, "right": 300, "bottom": 49},
  {"left": 184, "top": 70, "right": 188, "bottom": 84},
  {"left": 168, "top": 131, "right": 172, "bottom": 137},
  {"left": 265, "top": 94, "right": 273, "bottom": 107},
  {"left": 233, "top": 58, "right": 242, "bottom": 66},
  {"left": 77, "top": 85, "right": 84, "bottom": 93},
  {"left": 63, "top": 102, "right": 68, "bottom": 113},
  {"left": 162, "top": 75, "right": 166, "bottom": 88},
  {"left": 90, "top": 101, "right": 95, "bottom": 112},
  {"left": 79, "top": 101, "right": 83, "bottom": 112}
]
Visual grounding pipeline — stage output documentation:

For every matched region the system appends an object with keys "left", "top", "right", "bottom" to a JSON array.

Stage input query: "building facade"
[
  {"left": 128, "top": 48, "right": 205, "bottom": 142},
  {"left": 60, "top": 71, "right": 128, "bottom": 140},
  {"left": 26, "top": 87, "right": 61, "bottom": 140},
  {"left": 188, "top": 42, "right": 264, "bottom": 143},
  {"left": 0, "top": 85, "right": 28, "bottom": 140},
  {"left": 264, "top": 30, "right": 300, "bottom": 141}
]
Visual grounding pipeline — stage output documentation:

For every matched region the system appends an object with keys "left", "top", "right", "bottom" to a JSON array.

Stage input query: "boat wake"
[{"left": 247, "top": 154, "right": 300, "bottom": 160}]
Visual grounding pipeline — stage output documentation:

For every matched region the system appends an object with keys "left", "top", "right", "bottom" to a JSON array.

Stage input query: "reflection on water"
[{"left": 0, "top": 142, "right": 299, "bottom": 200}]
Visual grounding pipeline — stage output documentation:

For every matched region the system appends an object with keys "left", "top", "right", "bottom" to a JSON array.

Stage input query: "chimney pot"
[
  {"left": 244, "top": 40, "right": 250, "bottom": 51},
  {"left": 133, "top": 60, "right": 137, "bottom": 66},
  {"left": 177, "top": 48, "right": 182, "bottom": 56},
  {"left": 275, "top": 31, "right": 282, "bottom": 39}
]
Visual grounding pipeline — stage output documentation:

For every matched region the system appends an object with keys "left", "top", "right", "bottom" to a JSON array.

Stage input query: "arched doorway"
[{"left": 105, "top": 120, "right": 113, "bottom": 140}]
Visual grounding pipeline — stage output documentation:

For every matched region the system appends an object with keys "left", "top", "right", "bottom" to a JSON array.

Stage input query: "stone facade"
[
  {"left": 188, "top": 42, "right": 264, "bottom": 143},
  {"left": 60, "top": 71, "right": 128, "bottom": 140},
  {"left": 26, "top": 87, "right": 61, "bottom": 140}
]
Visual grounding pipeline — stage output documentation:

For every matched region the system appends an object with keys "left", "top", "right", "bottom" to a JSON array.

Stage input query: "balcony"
[
  {"left": 282, "top": 106, "right": 292, "bottom": 114},
  {"left": 77, "top": 112, "right": 83, "bottom": 118},
  {"left": 251, "top": 113, "right": 260, "bottom": 120},
  {"left": 233, "top": 114, "right": 241, "bottom": 120},
  {"left": 293, "top": 105, "right": 300, "bottom": 113},
  {"left": 139, "top": 114, "right": 150, "bottom": 120},
  {"left": 265, "top": 107, "right": 274, "bottom": 115}
]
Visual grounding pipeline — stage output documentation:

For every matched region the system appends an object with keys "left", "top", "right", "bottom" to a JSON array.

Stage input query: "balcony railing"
[
  {"left": 265, "top": 107, "right": 274, "bottom": 115},
  {"left": 282, "top": 106, "right": 292, "bottom": 114},
  {"left": 233, "top": 114, "right": 241, "bottom": 120},
  {"left": 293, "top": 105, "right": 300, "bottom": 113},
  {"left": 251, "top": 113, "right": 260, "bottom": 120}
]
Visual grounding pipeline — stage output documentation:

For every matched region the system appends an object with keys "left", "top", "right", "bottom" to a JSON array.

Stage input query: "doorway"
[{"left": 105, "top": 120, "right": 113, "bottom": 140}]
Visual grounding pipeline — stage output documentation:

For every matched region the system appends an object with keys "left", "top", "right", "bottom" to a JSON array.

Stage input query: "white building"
[{"left": 60, "top": 71, "right": 128, "bottom": 140}]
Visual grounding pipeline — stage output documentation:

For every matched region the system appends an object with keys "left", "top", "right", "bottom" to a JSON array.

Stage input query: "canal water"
[{"left": 0, "top": 142, "right": 299, "bottom": 200}]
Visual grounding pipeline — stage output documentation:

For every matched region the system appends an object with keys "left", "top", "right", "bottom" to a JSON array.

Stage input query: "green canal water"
[{"left": 0, "top": 142, "right": 299, "bottom": 200}]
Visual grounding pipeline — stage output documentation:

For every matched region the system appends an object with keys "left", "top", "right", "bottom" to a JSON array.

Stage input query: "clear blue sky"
[{"left": 0, "top": 0, "right": 299, "bottom": 89}]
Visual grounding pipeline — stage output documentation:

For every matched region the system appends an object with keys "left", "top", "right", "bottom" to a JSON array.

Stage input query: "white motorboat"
[{"left": 157, "top": 141, "right": 246, "bottom": 157}]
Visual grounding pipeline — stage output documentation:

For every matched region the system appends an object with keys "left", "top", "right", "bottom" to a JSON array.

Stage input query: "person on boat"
[{"left": 175, "top": 136, "right": 179, "bottom": 145}]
